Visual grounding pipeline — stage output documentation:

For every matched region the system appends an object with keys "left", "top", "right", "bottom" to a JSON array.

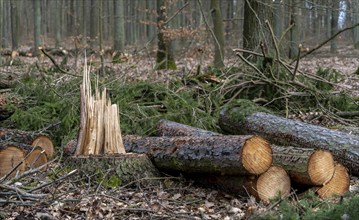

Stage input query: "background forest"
[{"left": 0, "top": 0, "right": 359, "bottom": 219}]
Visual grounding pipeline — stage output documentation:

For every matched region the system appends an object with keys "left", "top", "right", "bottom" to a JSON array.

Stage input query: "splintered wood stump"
[
  {"left": 0, "top": 142, "right": 47, "bottom": 178},
  {"left": 190, "top": 166, "right": 290, "bottom": 203},
  {"left": 316, "top": 163, "right": 350, "bottom": 198},
  {"left": 155, "top": 120, "right": 335, "bottom": 186},
  {"left": 219, "top": 105, "right": 359, "bottom": 176},
  {"left": 272, "top": 146, "right": 334, "bottom": 186},
  {"left": 68, "top": 154, "right": 159, "bottom": 185},
  {"left": 0, "top": 128, "right": 54, "bottom": 158},
  {"left": 124, "top": 135, "right": 272, "bottom": 175}
]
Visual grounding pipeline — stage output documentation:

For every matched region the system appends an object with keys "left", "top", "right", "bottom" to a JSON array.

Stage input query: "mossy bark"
[
  {"left": 68, "top": 154, "right": 160, "bottom": 186},
  {"left": 219, "top": 104, "right": 359, "bottom": 176},
  {"left": 124, "top": 135, "right": 272, "bottom": 175}
]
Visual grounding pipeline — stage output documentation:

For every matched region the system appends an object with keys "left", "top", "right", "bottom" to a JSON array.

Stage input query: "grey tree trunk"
[
  {"left": 273, "top": 0, "right": 283, "bottom": 41},
  {"left": 33, "top": 0, "right": 41, "bottom": 56},
  {"left": 82, "top": 0, "right": 88, "bottom": 45},
  {"left": 0, "top": 0, "right": 3, "bottom": 65},
  {"left": 330, "top": 0, "right": 339, "bottom": 53},
  {"left": 90, "top": 0, "right": 98, "bottom": 47},
  {"left": 10, "top": 0, "right": 20, "bottom": 50},
  {"left": 353, "top": 1, "right": 359, "bottom": 49},
  {"left": 242, "top": 0, "right": 269, "bottom": 60},
  {"left": 156, "top": 0, "right": 176, "bottom": 70},
  {"left": 113, "top": 0, "right": 125, "bottom": 52},
  {"left": 289, "top": 0, "right": 300, "bottom": 59},
  {"left": 210, "top": 0, "right": 225, "bottom": 68},
  {"left": 55, "top": 0, "right": 61, "bottom": 48}
]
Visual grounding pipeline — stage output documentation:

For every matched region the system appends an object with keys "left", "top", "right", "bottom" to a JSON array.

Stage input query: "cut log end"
[
  {"left": 308, "top": 150, "right": 335, "bottom": 185},
  {"left": 256, "top": 166, "right": 291, "bottom": 203},
  {"left": 26, "top": 147, "right": 48, "bottom": 169},
  {"left": 0, "top": 146, "right": 26, "bottom": 178},
  {"left": 32, "top": 135, "right": 55, "bottom": 159},
  {"left": 317, "top": 163, "right": 350, "bottom": 199},
  {"left": 242, "top": 136, "right": 272, "bottom": 175}
]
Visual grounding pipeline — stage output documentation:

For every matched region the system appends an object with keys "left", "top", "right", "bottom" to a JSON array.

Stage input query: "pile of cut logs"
[
  {"left": 0, "top": 129, "right": 54, "bottom": 179},
  {"left": 122, "top": 116, "right": 352, "bottom": 202}
]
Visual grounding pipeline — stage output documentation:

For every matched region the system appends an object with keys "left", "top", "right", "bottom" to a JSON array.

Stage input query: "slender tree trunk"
[
  {"left": 289, "top": 0, "right": 300, "bottom": 59},
  {"left": 330, "top": 0, "right": 339, "bottom": 53},
  {"left": 353, "top": 1, "right": 359, "bottom": 48},
  {"left": 98, "top": 0, "right": 105, "bottom": 75},
  {"left": 210, "top": 0, "right": 225, "bottom": 68},
  {"left": 82, "top": 0, "right": 88, "bottom": 46},
  {"left": 0, "top": 0, "right": 3, "bottom": 65},
  {"left": 33, "top": 0, "right": 41, "bottom": 56},
  {"left": 114, "top": 0, "right": 125, "bottom": 52},
  {"left": 55, "top": 0, "right": 61, "bottom": 48},
  {"left": 90, "top": 0, "right": 98, "bottom": 47},
  {"left": 156, "top": 0, "right": 176, "bottom": 70},
  {"left": 10, "top": 0, "right": 20, "bottom": 50},
  {"left": 273, "top": 0, "right": 283, "bottom": 41}
]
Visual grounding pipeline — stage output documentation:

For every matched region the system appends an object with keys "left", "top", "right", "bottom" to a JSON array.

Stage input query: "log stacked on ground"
[
  {"left": 316, "top": 163, "right": 350, "bottom": 198},
  {"left": 155, "top": 120, "right": 336, "bottom": 186},
  {"left": 124, "top": 135, "right": 272, "bottom": 175},
  {"left": 154, "top": 119, "right": 349, "bottom": 199},
  {"left": 0, "top": 142, "right": 48, "bottom": 178},
  {"left": 0, "top": 128, "right": 54, "bottom": 159},
  {"left": 219, "top": 103, "right": 359, "bottom": 176}
]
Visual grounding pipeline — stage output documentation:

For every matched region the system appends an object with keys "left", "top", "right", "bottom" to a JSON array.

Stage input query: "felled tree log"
[
  {"left": 155, "top": 119, "right": 336, "bottom": 186},
  {"left": 316, "top": 163, "right": 350, "bottom": 198},
  {"left": 271, "top": 146, "right": 334, "bottom": 186},
  {"left": 190, "top": 165, "right": 290, "bottom": 203},
  {"left": 0, "top": 128, "right": 54, "bottom": 159},
  {"left": 219, "top": 103, "right": 359, "bottom": 176},
  {"left": 0, "top": 142, "right": 47, "bottom": 178},
  {"left": 124, "top": 135, "right": 272, "bottom": 175}
]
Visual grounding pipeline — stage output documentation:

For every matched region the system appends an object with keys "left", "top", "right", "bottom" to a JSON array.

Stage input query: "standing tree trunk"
[
  {"left": 289, "top": 0, "right": 300, "bottom": 58},
  {"left": 10, "top": 0, "right": 20, "bottom": 50},
  {"left": 55, "top": 0, "right": 61, "bottom": 48},
  {"left": 352, "top": 1, "right": 359, "bottom": 48},
  {"left": 33, "top": 0, "right": 41, "bottom": 56},
  {"left": 89, "top": 0, "right": 98, "bottom": 48},
  {"left": 273, "top": 0, "right": 283, "bottom": 41},
  {"left": 210, "top": 0, "right": 225, "bottom": 68},
  {"left": 113, "top": 0, "right": 125, "bottom": 52},
  {"left": 156, "top": 0, "right": 177, "bottom": 70},
  {"left": 0, "top": 0, "right": 3, "bottom": 65},
  {"left": 330, "top": 0, "right": 339, "bottom": 53}
]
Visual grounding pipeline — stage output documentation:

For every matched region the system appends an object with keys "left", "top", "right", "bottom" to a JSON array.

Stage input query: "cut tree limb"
[
  {"left": 123, "top": 135, "right": 272, "bottom": 175},
  {"left": 219, "top": 104, "right": 359, "bottom": 176},
  {"left": 155, "top": 119, "right": 335, "bottom": 186}
]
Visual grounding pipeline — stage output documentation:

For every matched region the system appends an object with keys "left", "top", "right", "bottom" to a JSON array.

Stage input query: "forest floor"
[{"left": 0, "top": 44, "right": 359, "bottom": 219}]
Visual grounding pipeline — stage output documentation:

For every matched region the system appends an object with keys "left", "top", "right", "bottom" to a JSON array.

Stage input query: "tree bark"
[
  {"left": 155, "top": 119, "right": 336, "bottom": 186},
  {"left": 219, "top": 105, "right": 359, "bottom": 176},
  {"left": 156, "top": 0, "right": 177, "bottom": 70},
  {"left": 330, "top": 0, "right": 339, "bottom": 53},
  {"left": 352, "top": 0, "right": 359, "bottom": 48},
  {"left": 210, "top": 0, "right": 225, "bottom": 68},
  {"left": 0, "top": 128, "right": 54, "bottom": 159},
  {"left": 113, "top": 0, "right": 125, "bottom": 52},
  {"left": 33, "top": 0, "right": 41, "bottom": 56},
  {"left": 10, "top": 0, "right": 20, "bottom": 50},
  {"left": 123, "top": 135, "right": 272, "bottom": 175},
  {"left": 68, "top": 154, "right": 160, "bottom": 186},
  {"left": 289, "top": 0, "right": 300, "bottom": 59}
]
